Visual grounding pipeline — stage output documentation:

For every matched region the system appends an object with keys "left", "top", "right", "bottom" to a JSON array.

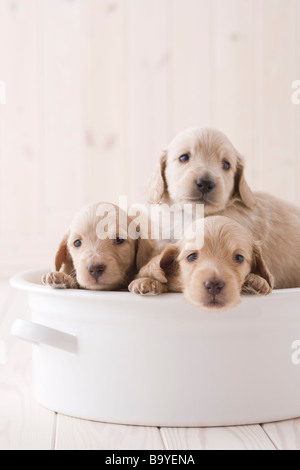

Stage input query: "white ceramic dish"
[{"left": 10, "top": 269, "right": 300, "bottom": 427}]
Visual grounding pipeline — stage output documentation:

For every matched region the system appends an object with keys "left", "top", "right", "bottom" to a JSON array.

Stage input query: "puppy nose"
[
  {"left": 204, "top": 280, "right": 225, "bottom": 296},
  {"left": 88, "top": 264, "right": 106, "bottom": 280},
  {"left": 195, "top": 178, "right": 215, "bottom": 194}
]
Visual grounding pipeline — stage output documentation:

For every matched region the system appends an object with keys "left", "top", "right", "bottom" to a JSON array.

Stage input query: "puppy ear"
[
  {"left": 135, "top": 238, "right": 157, "bottom": 272},
  {"left": 54, "top": 232, "right": 73, "bottom": 274},
  {"left": 234, "top": 155, "right": 256, "bottom": 210},
  {"left": 147, "top": 150, "right": 168, "bottom": 204},
  {"left": 138, "top": 244, "right": 180, "bottom": 284},
  {"left": 159, "top": 245, "right": 180, "bottom": 279},
  {"left": 251, "top": 242, "right": 274, "bottom": 289}
]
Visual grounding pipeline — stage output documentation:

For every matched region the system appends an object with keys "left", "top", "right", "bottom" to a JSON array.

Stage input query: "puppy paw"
[
  {"left": 42, "top": 272, "right": 77, "bottom": 289},
  {"left": 129, "top": 277, "right": 167, "bottom": 296},
  {"left": 242, "top": 273, "right": 272, "bottom": 296}
]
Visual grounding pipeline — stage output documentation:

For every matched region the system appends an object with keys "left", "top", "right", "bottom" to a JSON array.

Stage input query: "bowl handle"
[{"left": 11, "top": 319, "right": 77, "bottom": 354}]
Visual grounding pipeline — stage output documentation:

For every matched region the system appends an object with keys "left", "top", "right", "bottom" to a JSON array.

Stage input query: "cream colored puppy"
[
  {"left": 43, "top": 202, "right": 156, "bottom": 291},
  {"left": 147, "top": 127, "right": 300, "bottom": 289},
  {"left": 129, "top": 216, "right": 274, "bottom": 312}
]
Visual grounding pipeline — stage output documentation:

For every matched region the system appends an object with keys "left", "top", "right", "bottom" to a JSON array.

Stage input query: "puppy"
[
  {"left": 147, "top": 127, "right": 300, "bottom": 289},
  {"left": 43, "top": 202, "right": 156, "bottom": 291},
  {"left": 129, "top": 216, "right": 274, "bottom": 312}
]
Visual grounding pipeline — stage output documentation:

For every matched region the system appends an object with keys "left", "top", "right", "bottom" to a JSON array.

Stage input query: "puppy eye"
[
  {"left": 187, "top": 253, "right": 198, "bottom": 262},
  {"left": 233, "top": 254, "right": 244, "bottom": 264},
  {"left": 179, "top": 154, "right": 190, "bottom": 163},
  {"left": 114, "top": 237, "right": 125, "bottom": 245},
  {"left": 222, "top": 160, "right": 231, "bottom": 171},
  {"left": 74, "top": 240, "right": 82, "bottom": 248}
]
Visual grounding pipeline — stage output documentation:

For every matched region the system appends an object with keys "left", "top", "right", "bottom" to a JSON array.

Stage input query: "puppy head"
[
  {"left": 54, "top": 202, "right": 155, "bottom": 290},
  {"left": 147, "top": 128, "right": 256, "bottom": 214},
  {"left": 159, "top": 216, "right": 272, "bottom": 312}
]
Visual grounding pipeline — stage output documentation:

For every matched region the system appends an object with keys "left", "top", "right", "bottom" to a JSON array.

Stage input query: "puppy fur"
[
  {"left": 129, "top": 216, "right": 274, "bottom": 312},
  {"left": 43, "top": 202, "right": 156, "bottom": 291},
  {"left": 147, "top": 127, "right": 300, "bottom": 289}
]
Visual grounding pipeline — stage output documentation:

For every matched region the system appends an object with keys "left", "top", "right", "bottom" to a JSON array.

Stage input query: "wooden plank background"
[{"left": 0, "top": 0, "right": 300, "bottom": 278}]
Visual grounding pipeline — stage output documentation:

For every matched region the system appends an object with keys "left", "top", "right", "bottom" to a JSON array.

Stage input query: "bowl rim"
[
  {"left": 9, "top": 268, "right": 150, "bottom": 301},
  {"left": 9, "top": 268, "right": 300, "bottom": 301}
]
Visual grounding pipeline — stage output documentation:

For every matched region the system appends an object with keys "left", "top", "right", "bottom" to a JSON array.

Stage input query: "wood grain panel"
[
  {"left": 263, "top": 419, "right": 300, "bottom": 450},
  {"left": 169, "top": 0, "right": 211, "bottom": 134},
  {"left": 40, "top": 0, "right": 84, "bottom": 235},
  {"left": 126, "top": 0, "right": 170, "bottom": 204},
  {"left": 210, "top": 0, "right": 255, "bottom": 186},
  {"left": 0, "top": 0, "right": 40, "bottom": 234},
  {"left": 294, "top": 0, "right": 300, "bottom": 203},
  {"left": 55, "top": 414, "right": 164, "bottom": 450},
  {"left": 258, "top": 0, "right": 296, "bottom": 202},
  {"left": 82, "top": 0, "right": 127, "bottom": 206},
  {"left": 161, "top": 425, "right": 276, "bottom": 450}
]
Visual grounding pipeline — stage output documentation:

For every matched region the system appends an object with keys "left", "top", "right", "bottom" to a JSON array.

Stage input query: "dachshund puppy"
[
  {"left": 129, "top": 216, "right": 274, "bottom": 312},
  {"left": 147, "top": 127, "right": 300, "bottom": 289},
  {"left": 43, "top": 202, "right": 156, "bottom": 291}
]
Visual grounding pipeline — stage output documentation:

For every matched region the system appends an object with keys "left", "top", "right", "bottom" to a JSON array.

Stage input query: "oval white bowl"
[{"left": 10, "top": 269, "right": 300, "bottom": 427}]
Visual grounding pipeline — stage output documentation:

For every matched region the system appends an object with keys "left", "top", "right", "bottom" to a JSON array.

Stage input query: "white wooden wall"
[{"left": 0, "top": 0, "right": 300, "bottom": 277}]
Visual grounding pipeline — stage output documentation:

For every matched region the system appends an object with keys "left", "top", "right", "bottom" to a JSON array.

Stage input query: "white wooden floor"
[{"left": 1, "top": 281, "right": 300, "bottom": 450}]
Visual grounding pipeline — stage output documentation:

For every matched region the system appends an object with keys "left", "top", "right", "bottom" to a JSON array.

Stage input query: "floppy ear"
[
  {"left": 159, "top": 244, "right": 180, "bottom": 278},
  {"left": 138, "top": 243, "right": 180, "bottom": 284},
  {"left": 234, "top": 155, "right": 256, "bottom": 210},
  {"left": 251, "top": 242, "right": 274, "bottom": 289},
  {"left": 54, "top": 231, "right": 74, "bottom": 274},
  {"left": 135, "top": 238, "right": 157, "bottom": 272},
  {"left": 147, "top": 150, "right": 168, "bottom": 204}
]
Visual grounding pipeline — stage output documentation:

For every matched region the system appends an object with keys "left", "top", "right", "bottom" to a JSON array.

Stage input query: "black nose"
[
  {"left": 88, "top": 264, "right": 106, "bottom": 280},
  {"left": 204, "top": 280, "right": 225, "bottom": 296},
  {"left": 195, "top": 178, "right": 215, "bottom": 194}
]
